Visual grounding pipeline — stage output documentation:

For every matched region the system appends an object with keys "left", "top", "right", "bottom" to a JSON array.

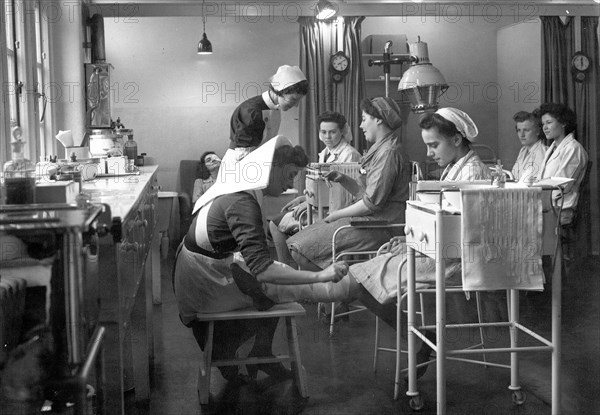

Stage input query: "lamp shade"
[
  {"left": 197, "top": 33, "right": 212, "bottom": 55},
  {"left": 315, "top": 0, "right": 337, "bottom": 20},
  {"left": 398, "top": 64, "right": 448, "bottom": 113}
]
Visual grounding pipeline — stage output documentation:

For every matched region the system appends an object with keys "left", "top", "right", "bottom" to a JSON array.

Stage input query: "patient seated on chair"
[{"left": 269, "top": 111, "right": 360, "bottom": 268}]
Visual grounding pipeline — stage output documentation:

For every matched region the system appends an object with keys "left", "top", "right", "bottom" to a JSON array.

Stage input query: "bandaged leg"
[{"left": 263, "top": 275, "right": 360, "bottom": 304}]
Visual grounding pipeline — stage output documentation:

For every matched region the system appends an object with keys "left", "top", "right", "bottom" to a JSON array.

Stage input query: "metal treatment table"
[{"left": 403, "top": 189, "right": 563, "bottom": 414}]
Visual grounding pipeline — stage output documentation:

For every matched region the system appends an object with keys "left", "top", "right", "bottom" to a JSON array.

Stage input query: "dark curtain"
[
  {"left": 579, "top": 17, "right": 600, "bottom": 255},
  {"left": 299, "top": 17, "right": 336, "bottom": 161},
  {"left": 541, "top": 16, "right": 575, "bottom": 106},
  {"left": 299, "top": 16, "right": 366, "bottom": 159},
  {"left": 336, "top": 16, "right": 366, "bottom": 154},
  {"left": 541, "top": 16, "right": 599, "bottom": 257}
]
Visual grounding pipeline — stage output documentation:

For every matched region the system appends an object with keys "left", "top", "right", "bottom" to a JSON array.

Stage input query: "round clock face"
[
  {"left": 572, "top": 53, "right": 590, "bottom": 72},
  {"left": 331, "top": 53, "right": 349, "bottom": 72}
]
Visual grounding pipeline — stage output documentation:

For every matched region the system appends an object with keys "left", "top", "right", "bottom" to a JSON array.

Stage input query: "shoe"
[
  {"left": 404, "top": 344, "right": 433, "bottom": 381},
  {"left": 333, "top": 302, "right": 350, "bottom": 322},
  {"left": 250, "top": 362, "right": 293, "bottom": 382},
  {"left": 230, "top": 263, "right": 276, "bottom": 311},
  {"left": 319, "top": 302, "right": 350, "bottom": 322}
]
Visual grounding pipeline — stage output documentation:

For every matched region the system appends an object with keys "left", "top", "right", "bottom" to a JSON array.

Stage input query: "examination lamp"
[
  {"left": 398, "top": 39, "right": 447, "bottom": 113},
  {"left": 315, "top": 0, "right": 337, "bottom": 20},
  {"left": 369, "top": 37, "right": 448, "bottom": 113},
  {"left": 197, "top": 0, "right": 213, "bottom": 55}
]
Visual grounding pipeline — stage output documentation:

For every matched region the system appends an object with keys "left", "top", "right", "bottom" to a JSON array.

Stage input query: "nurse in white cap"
[
  {"left": 222, "top": 65, "right": 308, "bottom": 165},
  {"left": 420, "top": 107, "right": 492, "bottom": 181}
]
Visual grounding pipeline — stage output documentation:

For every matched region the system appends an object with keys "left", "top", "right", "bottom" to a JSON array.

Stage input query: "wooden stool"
[{"left": 194, "top": 302, "right": 308, "bottom": 404}]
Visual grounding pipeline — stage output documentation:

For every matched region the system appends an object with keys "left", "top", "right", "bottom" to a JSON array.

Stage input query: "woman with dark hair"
[
  {"left": 511, "top": 111, "right": 547, "bottom": 182},
  {"left": 174, "top": 137, "right": 347, "bottom": 383},
  {"left": 286, "top": 97, "right": 411, "bottom": 272},
  {"left": 535, "top": 103, "right": 588, "bottom": 225},
  {"left": 191, "top": 151, "right": 221, "bottom": 203}
]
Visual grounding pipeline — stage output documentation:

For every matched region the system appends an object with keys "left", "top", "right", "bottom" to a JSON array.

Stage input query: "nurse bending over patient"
[{"left": 174, "top": 136, "right": 393, "bottom": 383}]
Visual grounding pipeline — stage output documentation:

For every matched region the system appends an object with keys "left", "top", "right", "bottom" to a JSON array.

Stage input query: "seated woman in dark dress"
[{"left": 286, "top": 97, "right": 411, "bottom": 272}]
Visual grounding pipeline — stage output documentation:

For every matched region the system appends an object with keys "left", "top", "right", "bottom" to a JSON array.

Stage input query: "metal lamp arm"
[{"left": 368, "top": 54, "right": 417, "bottom": 68}]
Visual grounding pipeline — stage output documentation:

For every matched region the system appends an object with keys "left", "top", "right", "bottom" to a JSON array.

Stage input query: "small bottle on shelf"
[
  {"left": 3, "top": 126, "right": 36, "bottom": 204},
  {"left": 124, "top": 133, "right": 138, "bottom": 162}
]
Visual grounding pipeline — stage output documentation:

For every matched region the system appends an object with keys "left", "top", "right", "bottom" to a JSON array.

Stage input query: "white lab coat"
[
  {"left": 540, "top": 133, "right": 588, "bottom": 223},
  {"left": 440, "top": 149, "right": 492, "bottom": 181},
  {"left": 512, "top": 139, "right": 548, "bottom": 182}
]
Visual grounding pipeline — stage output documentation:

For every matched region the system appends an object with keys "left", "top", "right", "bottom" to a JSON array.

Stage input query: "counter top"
[{"left": 83, "top": 165, "right": 159, "bottom": 220}]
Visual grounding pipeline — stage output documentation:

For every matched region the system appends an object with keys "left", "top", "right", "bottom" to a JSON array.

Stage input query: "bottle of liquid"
[
  {"left": 492, "top": 159, "right": 506, "bottom": 188},
  {"left": 124, "top": 133, "right": 138, "bottom": 162},
  {"left": 3, "top": 126, "right": 36, "bottom": 204}
]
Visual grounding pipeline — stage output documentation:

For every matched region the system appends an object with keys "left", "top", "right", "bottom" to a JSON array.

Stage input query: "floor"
[{"left": 141, "top": 252, "right": 600, "bottom": 415}]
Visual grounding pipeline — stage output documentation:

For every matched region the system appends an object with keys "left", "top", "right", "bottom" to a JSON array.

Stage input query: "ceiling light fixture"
[
  {"left": 197, "top": 0, "right": 213, "bottom": 55},
  {"left": 315, "top": 0, "right": 337, "bottom": 20}
]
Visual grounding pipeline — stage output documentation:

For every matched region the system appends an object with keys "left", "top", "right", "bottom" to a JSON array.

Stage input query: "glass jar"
[
  {"left": 3, "top": 128, "right": 36, "bottom": 204},
  {"left": 123, "top": 133, "right": 138, "bottom": 161}
]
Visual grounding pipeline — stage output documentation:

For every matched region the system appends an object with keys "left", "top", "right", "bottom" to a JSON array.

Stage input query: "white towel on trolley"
[{"left": 460, "top": 187, "right": 545, "bottom": 291}]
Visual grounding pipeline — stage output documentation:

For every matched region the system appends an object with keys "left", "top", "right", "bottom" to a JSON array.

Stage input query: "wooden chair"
[{"left": 193, "top": 302, "right": 309, "bottom": 405}]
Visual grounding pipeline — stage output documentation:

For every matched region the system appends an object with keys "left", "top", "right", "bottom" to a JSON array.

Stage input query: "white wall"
[
  {"left": 104, "top": 14, "right": 543, "bottom": 188},
  {"left": 104, "top": 17, "right": 300, "bottom": 191},
  {"left": 497, "top": 19, "right": 542, "bottom": 169}
]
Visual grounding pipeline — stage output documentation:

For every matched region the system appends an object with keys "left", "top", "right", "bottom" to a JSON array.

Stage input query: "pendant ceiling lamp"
[
  {"left": 315, "top": 0, "right": 337, "bottom": 20},
  {"left": 197, "top": 0, "right": 213, "bottom": 55}
]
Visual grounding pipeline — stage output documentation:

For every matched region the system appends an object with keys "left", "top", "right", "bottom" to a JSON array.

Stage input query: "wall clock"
[
  {"left": 330, "top": 51, "right": 350, "bottom": 83},
  {"left": 571, "top": 51, "right": 591, "bottom": 83}
]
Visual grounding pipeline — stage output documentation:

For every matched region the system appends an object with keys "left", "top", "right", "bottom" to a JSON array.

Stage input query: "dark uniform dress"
[
  {"left": 228, "top": 95, "right": 270, "bottom": 150},
  {"left": 174, "top": 190, "right": 277, "bottom": 380}
]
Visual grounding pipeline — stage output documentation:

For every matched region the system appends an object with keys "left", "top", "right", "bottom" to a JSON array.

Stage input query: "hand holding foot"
[{"left": 317, "top": 261, "right": 349, "bottom": 283}]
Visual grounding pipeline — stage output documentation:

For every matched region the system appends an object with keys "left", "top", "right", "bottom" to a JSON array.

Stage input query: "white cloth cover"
[{"left": 460, "top": 187, "right": 544, "bottom": 291}]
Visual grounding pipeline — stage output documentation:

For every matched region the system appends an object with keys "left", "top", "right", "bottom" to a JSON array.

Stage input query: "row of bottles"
[
  {"left": 113, "top": 117, "right": 138, "bottom": 163},
  {"left": 2, "top": 120, "right": 143, "bottom": 206}
]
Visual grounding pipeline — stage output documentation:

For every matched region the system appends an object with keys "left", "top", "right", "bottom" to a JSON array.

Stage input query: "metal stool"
[{"left": 194, "top": 302, "right": 309, "bottom": 404}]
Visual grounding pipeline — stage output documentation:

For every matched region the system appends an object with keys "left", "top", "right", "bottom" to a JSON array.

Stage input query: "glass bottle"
[
  {"left": 3, "top": 126, "right": 36, "bottom": 204},
  {"left": 492, "top": 159, "right": 506, "bottom": 188},
  {"left": 124, "top": 133, "right": 138, "bottom": 162}
]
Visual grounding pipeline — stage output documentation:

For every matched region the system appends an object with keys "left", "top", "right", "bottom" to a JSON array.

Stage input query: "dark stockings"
[{"left": 191, "top": 317, "right": 284, "bottom": 381}]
